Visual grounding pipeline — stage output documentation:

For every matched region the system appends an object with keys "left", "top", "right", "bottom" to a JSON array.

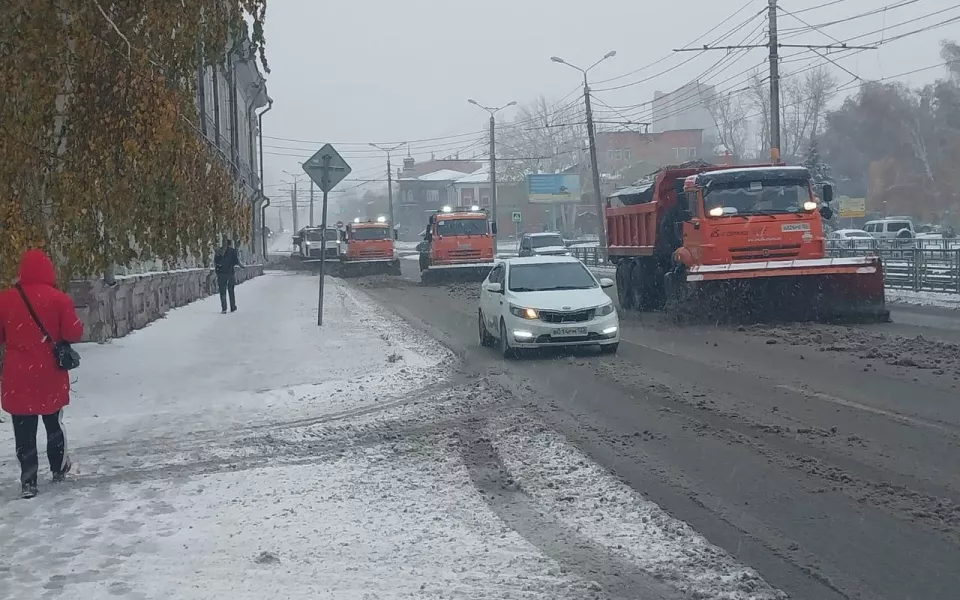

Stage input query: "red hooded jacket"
[{"left": 0, "top": 250, "right": 84, "bottom": 415}]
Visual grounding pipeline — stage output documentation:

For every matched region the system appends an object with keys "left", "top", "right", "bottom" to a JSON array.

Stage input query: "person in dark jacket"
[
  {"left": 0, "top": 250, "right": 84, "bottom": 499},
  {"left": 214, "top": 238, "right": 241, "bottom": 314}
]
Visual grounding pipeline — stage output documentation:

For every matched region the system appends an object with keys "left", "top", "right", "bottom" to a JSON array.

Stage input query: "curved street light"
[
  {"left": 369, "top": 142, "right": 407, "bottom": 231},
  {"left": 550, "top": 51, "right": 616, "bottom": 257},
  {"left": 468, "top": 99, "right": 517, "bottom": 249}
]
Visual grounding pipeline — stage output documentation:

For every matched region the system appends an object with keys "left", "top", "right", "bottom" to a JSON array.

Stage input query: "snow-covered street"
[{"left": 0, "top": 272, "right": 786, "bottom": 600}]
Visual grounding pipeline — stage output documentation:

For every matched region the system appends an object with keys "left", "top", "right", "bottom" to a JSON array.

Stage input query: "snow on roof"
[
  {"left": 417, "top": 169, "right": 472, "bottom": 182},
  {"left": 454, "top": 168, "right": 490, "bottom": 184}
]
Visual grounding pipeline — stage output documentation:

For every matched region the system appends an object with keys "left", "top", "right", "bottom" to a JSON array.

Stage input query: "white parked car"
[
  {"left": 477, "top": 256, "right": 620, "bottom": 358},
  {"left": 828, "top": 228, "right": 875, "bottom": 249}
]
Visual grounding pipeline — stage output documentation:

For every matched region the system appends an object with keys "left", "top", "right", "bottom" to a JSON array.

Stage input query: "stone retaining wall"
[{"left": 68, "top": 265, "right": 264, "bottom": 342}]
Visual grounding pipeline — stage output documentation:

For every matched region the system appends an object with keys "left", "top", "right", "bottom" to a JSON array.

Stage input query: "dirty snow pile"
[{"left": 744, "top": 324, "right": 960, "bottom": 376}]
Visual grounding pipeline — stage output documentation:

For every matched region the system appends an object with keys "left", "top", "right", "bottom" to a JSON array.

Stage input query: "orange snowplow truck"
[
  {"left": 606, "top": 163, "right": 889, "bottom": 322},
  {"left": 338, "top": 218, "right": 401, "bottom": 276},
  {"left": 417, "top": 206, "right": 496, "bottom": 283}
]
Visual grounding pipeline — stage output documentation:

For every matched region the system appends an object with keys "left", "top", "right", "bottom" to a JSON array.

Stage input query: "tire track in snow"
[{"left": 458, "top": 418, "right": 684, "bottom": 600}]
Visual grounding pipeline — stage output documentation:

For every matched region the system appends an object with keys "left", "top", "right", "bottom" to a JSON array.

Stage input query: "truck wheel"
[
  {"left": 616, "top": 262, "right": 634, "bottom": 309},
  {"left": 629, "top": 260, "right": 648, "bottom": 310}
]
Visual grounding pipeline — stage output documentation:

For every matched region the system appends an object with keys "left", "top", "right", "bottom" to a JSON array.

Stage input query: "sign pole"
[
  {"left": 317, "top": 154, "right": 332, "bottom": 326},
  {"left": 302, "top": 143, "right": 352, "bottom": 328}
]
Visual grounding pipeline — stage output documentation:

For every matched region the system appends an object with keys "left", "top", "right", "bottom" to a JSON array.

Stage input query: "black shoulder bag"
[{"left": 15, "top": 284, "right": 81, "bottom": 371}]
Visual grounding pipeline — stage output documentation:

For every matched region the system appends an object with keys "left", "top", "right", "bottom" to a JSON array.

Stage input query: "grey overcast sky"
[{"left": 261, "top": 0, "right": 958, "bottom": 206}]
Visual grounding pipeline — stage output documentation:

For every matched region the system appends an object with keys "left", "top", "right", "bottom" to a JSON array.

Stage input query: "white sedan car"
[{"left": 478, "top": 256, "right": 619, "bottom": 358}]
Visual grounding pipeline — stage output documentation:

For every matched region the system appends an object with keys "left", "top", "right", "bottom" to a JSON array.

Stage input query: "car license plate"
[{"left": 554, "top": 327, "right": 587, "bottom": 337}]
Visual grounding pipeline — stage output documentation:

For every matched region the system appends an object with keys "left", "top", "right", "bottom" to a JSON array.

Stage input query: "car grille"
[
  {"left": 539, "top": 309, "right": 595, "bottom": 323},
  {"left": 356, "top": 250, "right": 391, "bottom": 258},
  {"left": 534, "top": 332, "right": 604, "bottom": 343},
  {"left": 728, "top": 243, "right": 801, "bottom": 261},
  {"left": 449, "top": 249, "right": 482, "bottom": 259}
]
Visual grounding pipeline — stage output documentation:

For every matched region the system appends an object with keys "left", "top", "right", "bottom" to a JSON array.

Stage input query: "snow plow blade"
[
  {"left": 420, "top": 262, "right": 495, "bottom": 285},
  {"left": 667, "top": 257, "right": 889, "bottom": 323},
  {"left": 338, "top": 259, "right": 402, "bottom": 278}
]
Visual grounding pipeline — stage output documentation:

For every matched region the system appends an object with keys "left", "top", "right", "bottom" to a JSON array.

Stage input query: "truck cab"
[
  {"left": 293, "top": 226, "right": 340, "bottom": 263},
  {"left": 339, "top": 217, "right": 402, "bottom": 275},
  {"left": 417, "top": 205, "right": 496, "bottom": 280},
  {"left": 674, "top": 166, "right": 834, "bottom": 268}
]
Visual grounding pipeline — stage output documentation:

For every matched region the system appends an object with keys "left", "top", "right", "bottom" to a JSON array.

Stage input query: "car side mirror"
[
  {"left": 483, "top": 282, "right": 503, "bottom": 293},
  {"left": 491, "top": 223, "right": 499, "bottom": 235},
  {"left": 819, "top": 205, "right": 834, "bottom": 220},
  {"left": 394, "top": 230, "right": 399, "bottom": 240},
  {"left": 821, "top": 183, "right": 834, "bottom": 204},
  {"left": 598, "top": 277, "right": 614, "bottom": 289}
]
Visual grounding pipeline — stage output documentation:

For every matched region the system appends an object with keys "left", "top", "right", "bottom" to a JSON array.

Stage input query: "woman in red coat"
[{"left": 0, "top": 250, "right": 83, "bottom": 499}]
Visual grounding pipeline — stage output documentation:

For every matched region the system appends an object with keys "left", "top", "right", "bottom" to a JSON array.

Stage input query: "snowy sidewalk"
[{"left": 0, "top": 272, "right": 784, "bottom": 600}]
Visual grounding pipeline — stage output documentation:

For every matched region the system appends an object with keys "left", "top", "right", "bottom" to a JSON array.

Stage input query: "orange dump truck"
[
  {"left": 416, "top": 206, "right": 496, "bottom": 283},
  {"left": 338, "top": 217, "right": 401, "bottom": 276},
  {"left": 606, "top": 163, "right": 889, "bottom": 322}
]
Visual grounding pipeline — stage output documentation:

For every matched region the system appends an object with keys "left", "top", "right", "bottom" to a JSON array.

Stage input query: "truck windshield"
[
  {"left": 704, "top": 180, "right": 811, "bottom": 216},
  {"left": 303, "top": 230, "right": 326, "bottom": 242},
  {"left": 437, "top": 218, "right": 487, "bottom": 237},
  {"left": 351, "top": 227, "right": 390, "bottom": 241}
]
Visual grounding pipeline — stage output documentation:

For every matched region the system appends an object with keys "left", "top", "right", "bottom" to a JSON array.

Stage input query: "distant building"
[
  {"left": 652, "top": 82, "right": 718, "bottom": 147},
  {"left": 395, "top": 157, "right": 477, "bottom": 240},
  {"left": 595, "top": 129, "right": 705, "bottom": 173}
]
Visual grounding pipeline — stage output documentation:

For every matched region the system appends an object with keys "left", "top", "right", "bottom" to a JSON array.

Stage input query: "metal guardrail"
[{"left": 571, "top": 242, "right": 960, "bottom": 294}]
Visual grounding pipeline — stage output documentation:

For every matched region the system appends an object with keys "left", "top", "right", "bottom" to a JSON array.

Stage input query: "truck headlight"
[
  {"left": 596, "top": 302, "right": 615, "bottom": 316},
  {"left": 509, "top": 305, "right": 539, "bottom": 320}
]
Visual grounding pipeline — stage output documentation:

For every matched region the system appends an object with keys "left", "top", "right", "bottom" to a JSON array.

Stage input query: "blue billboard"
[{"left": 527, "top": 173, "right": 580, "bottom": 204}]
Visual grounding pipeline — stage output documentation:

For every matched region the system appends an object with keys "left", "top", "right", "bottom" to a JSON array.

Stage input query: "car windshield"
[
  {"left": 844, "top": 231, "right": 871, "bottom": 238},
  {"left": 303, "top": 229, "right": 327, "bottom": 242},
  {"left": 437, "top": 218, "right": 487, "bottom": 237},
  {"left": 351, "top": 227, "right": 390, "bottom": 241},
  {"left": 704, "top": 180, "right": 811, "bottom": 215},
  {"left": 508, "top": 262, "right": 597, "bottom": 292},
  {"left": 531, "top": 235, "right": 565, "bottom": 248}
]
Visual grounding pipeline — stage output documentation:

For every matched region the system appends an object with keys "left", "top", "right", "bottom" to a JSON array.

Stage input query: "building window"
[
  {"left": 688, "top": 147, "right": 697, "bottom": 157},
  {"left": 426, "top": 189, "right": 440, "bottom": 204},
  {"left": 623, "top": 148, "right": 631, "bottom": 161},
  {"left": 673, "top": 147, "right": 681, "bottom": 159},
  {"left": 480, "top": 195, "right": 490, "bottom": 207}
]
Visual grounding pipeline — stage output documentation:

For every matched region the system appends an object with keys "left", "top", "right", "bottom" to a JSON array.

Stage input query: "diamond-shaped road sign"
[{"left": 303, "top": 143, "right": 352, "bottom": 193}]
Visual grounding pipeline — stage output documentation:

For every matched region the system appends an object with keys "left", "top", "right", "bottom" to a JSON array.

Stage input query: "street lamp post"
[
  {"left": 551, "top": 51, "right": 616, "bottom": 259},
  {"left": 467, "top": 99, "right": 517, "bottom": 251},
  {"left": 369, "top": 142, "right": 407, "bottom": 234}
]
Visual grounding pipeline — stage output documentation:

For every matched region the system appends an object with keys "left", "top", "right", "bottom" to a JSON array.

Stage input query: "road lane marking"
[{"left": 775, "top": 384, "right": 959, "bottom": 436}]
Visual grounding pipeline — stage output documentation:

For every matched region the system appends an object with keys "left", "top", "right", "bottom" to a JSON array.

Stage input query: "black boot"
[
  {"left": 52, "top": 458, "right": 72, "bottom": 483},
  {"left": 21, "top": 480, "right": 38, "bottom": 499}
]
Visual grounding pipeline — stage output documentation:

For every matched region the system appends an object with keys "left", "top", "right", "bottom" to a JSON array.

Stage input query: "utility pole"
[
  {"left": 489, "top": 114, "right": 497, "bottom": 247},
  {"left": 468, "top": 99, "right": 516, "bottom": 251},
  {"left": 551, "top": 52, "right": 616, "bottom": 260},
  {"left": 292, "top": 179, "right": 299, "bottom": 231},
  {"left": 310, "top": 180, "right": 315, "bottom": 226},
  {"left": 369, "top": 143, "right": 406, "bottom": 233},
  {"left": 768, "top": 0, "right": 781, "bottom": 161},
  {"left": 673, "top": 0, "right": 875, "bottom": 162},
  {"left": 582, "top": 79, "right": 605, "bottom": 255}
]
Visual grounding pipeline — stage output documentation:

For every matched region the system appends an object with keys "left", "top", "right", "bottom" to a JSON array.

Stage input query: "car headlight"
[
  {"left": 509, "top": 305, "right": 539, "bottom": 320},
  {"left": 596, "top": 302, "right": 615, "bottom": 316}
]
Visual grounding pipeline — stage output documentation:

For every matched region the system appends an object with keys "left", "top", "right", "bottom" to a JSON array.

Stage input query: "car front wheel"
[
  {"left": 479, "top": 311, "right": 495, "bottom": 347},
  {"left": 499, "top": 320, "right": 517, "bottom": 359}
]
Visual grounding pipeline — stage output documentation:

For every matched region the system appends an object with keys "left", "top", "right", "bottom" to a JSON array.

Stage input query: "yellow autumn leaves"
[{"left": 0, "top": 0, "right": 267, "bottom": 284}]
